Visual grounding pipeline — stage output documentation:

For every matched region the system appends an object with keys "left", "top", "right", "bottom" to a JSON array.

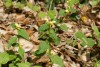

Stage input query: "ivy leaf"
[
  {"left": 18, "top": 29, "right": 29, "bottom": 40},
  {"left": 0, "top": 52, "right": 9, "bottom": 64},
  {"left": 8, "top": 36, "right": 18, "bottom": 48},
  {"left": 18, "top": 47, "right": 24, "bottom": 58},
  {"left": 38, "top": 24, "right": 49, "bottom": 32},
  {"left": 60, "top": 24, "right": 68, "bottom": 31},
  {"left": 49, "top": 29, "right": 60, "bottom": 45},
  {"left": 17, "top": 62, "right": 31, "bottom": 67},
  {"left": 50, "top": 54, "right": 64, "bottom": 67},
  {"left": 35, "top": 41, "right": 50, "bottom": 55},
  {"left": 48, "top": 10, "right": 56, "bottom": 19},
  {"left": 38, "top": 12, "right": 46, "bottom": 18}
]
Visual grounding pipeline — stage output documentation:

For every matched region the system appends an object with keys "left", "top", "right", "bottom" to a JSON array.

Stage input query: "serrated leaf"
[
  {"left": 8, "top": 36, "right": 18, "bottom": 48},
  {"left": 18, "top": 47, "right": 24, "bottom": 58},
  {"left": 33, "top": 65, "right": 42, "bottom": 67},
  {"left": 9, "top": 63, "right": 17, "bottom": 67},
  {"left": 17, "top": 62, "right": 31, "bottom": 67},
  {"left": 91, "top": 24, "right": 100, "bottom": 38},
  {"left": 0, "top": 52, "right": 9, "bottom": 64},
  {"left": 16, "top": 2, "right": 25, "bottom": 9},
  {"left": 60, "top": 24, "right": 68, "bottom": 31},
  {"left": 27, "top": 2, "right": 34, "bottom": 10},
  {"left": 75, "top": 31, "right": 87, "bottom": 46},
  {"left": 75, "top": 31, "right": 86, "bottom": 40},
  {"left": 96, "top": 63, "right": 100, "bottom": 67},
  {"left": 50, "top": 55, "right": 64, "bottom": 67},
  {"left": 35, "top": 41, "right": 50, "bottom": 55},
  {"left": 38, "top": 24, "right": 49, "bottom": 31},
  {"left": 18, "top": 29, "right": 29, "bottom": 40},
  {"left": 9, "top": 55, "right": 16, "bottom": 61},
  {"left": 48, "top": 10, "right": 55, "bottom": 19},
  {"left": 75, "top": 31, "right": 94, "bottom": 47},
  {"left": 38, "top": 12, "right": 46, "bottom": 18},
  {"left": 11, "top": 23, "right": 16, "bottom": 29},
  {"left": 58, "top": 9, "right": 66, "bottom": 16},
  {"left": 32, "top": 5, "right": 40, "bottom": 11},
  {"left": 49, "top": 29, "right": 60, "bottom": 45},
  {"left": 87, "top": 38, "right": 94, "bottom": 47},
  {"left": 5, "top": 0, "right": 12, "bottom": 8},
  {"left": 67, "top": 0, "right": 79, "bottom": 7}
]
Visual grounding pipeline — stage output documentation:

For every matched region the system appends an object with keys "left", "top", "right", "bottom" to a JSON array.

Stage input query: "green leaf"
[
  {"left": 67, "top": 0, "right": 79, "bottom": 7},
  {"left": 18, "top": 29, "right": 29, "bottom": 40},
  {"left": 35, "top": 41, "right": 50, "bottom": 55},
  {"left": 50, "top": 54, "right": 64, "bottom": 67},
  {"left": 58, "top": 9, "right": 66, "bottom": 16},
  {"left": 9, "top": 54, "right": 16, "bottom": 61},
  {"left": 27, "top": 2, "right": 34, "bottom": 10},
  {"left": 60, "top": 24, "right": 68, "bottom": 31},
  {"left": 75, "top": 31, "right": 86, "bottom": 40},
  {"left": 32, "top": 5, "right": 40, "bottom": 12},
  {"left": 38, "top": 24, "right": 49, "bottom": 31},
  {"left": 96, "top": 63, "right": 100, "bottom": 67},
  {"left": 17, "top": 62, "right": 31, "bottom": 67},
  {"left": 91, "top": 24, "right": 100, "bottom": 38},
  {"left": 0, "top": 52, "right": 9, "bottom": 64},
  {"left": 75, "top": 31, "right": 94, "bottom": 47},
  {"left": 8, "top": 36, "right": 18, "bottom": 48},
  {"left": 33, "top": 65, "right": 42, "bottom": 67},
  {"left": 9, "top": 63, "right": 17, "bottom": 67},
  {"left": 87, "top": 38, "right": 94, "bottom": 47},
  {"left": 11, "top": 23, "right": 16, "bottom": 29},
  {"left": 20, "top": 0, "right": 27, "bottom": 4},
  {"left": 89, "top": 0, "right": 99, "bottom": 6},
  {"left": 5, "top": 0, "right": 12, "bottom": 8},
  {"left": 18, "top": 47, "right": 24, "bottom": 58},
  {"left": 16, "top": 2, "right": 25, "bottom": 9},
  {"left": 75, "top": 31, "right": 87, "bottom": 46},
  {"left": 49, "top": 29, "right": 60, "bottom": 45},
  {"left": 38, "top": 12, "right": 46, "bottom": 18},
  {"left": 48, "top": 10, "right": 56, "bottom": 19}
]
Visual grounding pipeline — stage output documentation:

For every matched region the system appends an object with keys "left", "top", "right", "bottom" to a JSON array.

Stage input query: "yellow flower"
[
  {"left": 65, "top": 9, "right": 69, "bottom": 13},
  {"left": 81, "top": 16, "right": 88, "bottom": 22},
  {"left": 15, "top": 23, "right": 21, "bottom": 29},
  {"left": 44, "top": 17, "right": 49, "bottom": 22},
  {"left": 48, "top": 21, "right": 56, "bottom": 27},
  {"left": 51, "top": 50, "right": 56, "bottom": 55},
  {"left": 19, "top": 43, "right": 23, "bottom": 48}
]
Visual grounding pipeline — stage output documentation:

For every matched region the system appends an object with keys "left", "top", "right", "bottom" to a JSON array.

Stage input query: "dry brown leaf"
[{"left": 14, "top": 38, "right": 34, "bottom": 52}]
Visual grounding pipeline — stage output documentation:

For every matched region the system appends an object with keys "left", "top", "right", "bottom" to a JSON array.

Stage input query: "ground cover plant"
[{"left": 0, "top": 0, "right": 100, "bottom": 67}]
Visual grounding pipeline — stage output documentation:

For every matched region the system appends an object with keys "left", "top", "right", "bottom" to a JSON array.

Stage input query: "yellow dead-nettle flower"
[
  {"left": 19, "top": 43, "right": 23, "bottom": 48},
  {"left": 44, "top": 17, "right": 49, "bottom": 22},
  {"left": 15, "top": 23, "right": 21, "bottom": 29},
  {"left": 51, "top": 50, "right": 56, "bottom": 55},
  {"left": 65, "top": 9, "right": 69, "bottom": 13},
  {"left": 48, "top": 21, "right": 56, "bottom": 27}
]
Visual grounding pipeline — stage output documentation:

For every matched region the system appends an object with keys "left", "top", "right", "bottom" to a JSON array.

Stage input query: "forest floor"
[{"left": 0, "top": 0, "right": 100, "bottom": 67}]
